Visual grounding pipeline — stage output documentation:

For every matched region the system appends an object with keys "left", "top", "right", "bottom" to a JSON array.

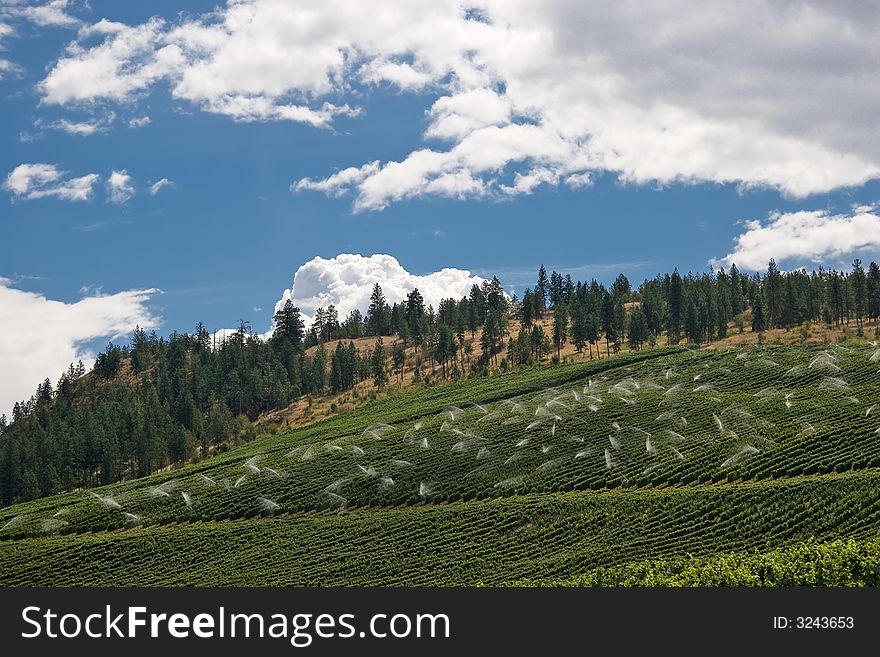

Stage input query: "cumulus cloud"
[
  {"left": 0, "top": 278, "right": 159, "bottom": 416},
  {"left": 3, "top": 162, "right": 99, "bottom": 201},
  {"left": 35, "top": 1, "right": 880, "bottom": 208},
  {"left": 711, "top": 205, "right": 880, "bottom": 271},
  {"left": 149, "top": 178, "right": 173, "bottom": 195},
  {"left": 39, "top": 18, "right": 177, "bottom": 105},
  {"left": 10, "top": 0, "right": 80, "bottom": 28},
  {"left": 105, "top": 169, "right": 134, "bottom": 203},
  {"left": 128, "top": 115, "right": 150, "bottom": 128},
  {"left": 269, "top": 253, "right": 485, "bottom": 327}
]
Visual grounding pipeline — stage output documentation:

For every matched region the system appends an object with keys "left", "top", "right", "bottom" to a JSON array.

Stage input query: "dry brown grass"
[{"left": 258, "top": 313, "right": 880, "bottom": 432}]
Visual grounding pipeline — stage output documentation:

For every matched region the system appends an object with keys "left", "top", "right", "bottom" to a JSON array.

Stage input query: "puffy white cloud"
[
  {"left": 3, "top": 162, "right": 99, "bottom": 201},
  {"left": 36, "top": 1, "right": 880, "bottom": 206},
  {"left": 270, "top": 253, "right": 485, "bottom": 327},
  {"left": 128, "top": 115, "right": 150, "bottom": 128},
  {"left": 0, "top": 278, "right": 159, "bottom": 416},
  {"left": 711, "top": 206, "right": 880, "bottom": 271},
  {"left": 425, "top": 88, "right": 511, "bottom": 141},
  {"left": 360, "top": 57, "right": 433, "bottom": 90},
  {"left": 11, "top": 0, "right": 80, "bottom": 28},
  {"left": 39, "top": 18, "right": 178, "bottom": 105},
  {"left": 105, "top": 168, "right": 133, "bottom": 203},
  {"left": 149, "top": 177, "right": 173, "bottom": 195}
]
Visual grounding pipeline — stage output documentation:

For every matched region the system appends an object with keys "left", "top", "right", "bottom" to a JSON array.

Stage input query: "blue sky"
[{"left": 1, "top": 0, "right": 879, "bottom": 413}]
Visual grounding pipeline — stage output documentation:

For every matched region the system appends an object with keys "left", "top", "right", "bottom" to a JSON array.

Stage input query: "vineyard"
[{"left": 2, "top": 343, "right": 880, "bottom": 586}]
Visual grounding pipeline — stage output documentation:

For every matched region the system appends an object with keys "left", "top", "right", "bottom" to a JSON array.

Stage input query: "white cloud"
[
  {"left": 3, "top": 162, "right": 99, "bottom": 201},
  {"left": 13, "top": 0, "right": 80, "bottom": 28},
  {"left": 0, "top": 278, "right": 159, "bottom": 416},
  {"left": 199, "top": 96, "right": 358, "bottom": 126},
  {"left": 106, "top": 168, "right": 133, "bottom": 203},
  {"left": 0, "top": 21, "right": 20, "bottom": 79},
  {"left": 425, "top": 88, "right": 511, "bottom": 141},
  {"left": 128, "top": 115, "right": 150, "bottom": 128},
  {"left": 270, "top": 253, "right": 485, "bottom": 328},
  {"left": 0, "top": 58, "right": 20, "bottom": 78},
  {"left": 293, "top": 161, "right": 380, "bottom": 197},
  {"left": 39, "top": 18, "right": 177, "bottom": 105},
  {"left": 360, "top": 57, "right": 433, "bottom": 90},
  {"left": 149, "top": 177, "right": 173, "bottom": 195},
  {"left": 37, "top": 1, "right": 880, "bottom": 206},
  {"left": 711, "top": 206, "right": 880, "bottom": 271},
  {"left": 48, "top": 117, "right": 102, "bottom": 135}
]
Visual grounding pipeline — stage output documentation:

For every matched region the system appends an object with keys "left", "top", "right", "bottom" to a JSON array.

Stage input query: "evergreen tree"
[
  {"left": 392, "top": 343, "right": 406, "bottom": 386},
  {"left": 536, "top": 264, "right": 549, "bottom": 315},
  {"left": 729, "top": 264, "right": 744, "bottom": 316},
  {"left": 405, "top": 288, "right": 426, "bottom": 349},
  {"left": 852, "top": 259, "right": 867, "bottom": 332},
  {"left": 367, "top": 283, "right": 390, "bottom": 336},
  {"left": 627, "top": 307, "right": 648, "bottom": 350},
  {"left": 371, "top": 337, "right": 387, "bottom": 390},
  {"left": 868, "top": 261, "right": 880, "bottom": 320},
  {"left": 521, "top": 288, "right": 534, "bottom": 327},
  {"left": 752, "top": 288, "right": 767, "bottom": 334},
  {"left": 667, "top": 270, "right": 683, "bottom": 344},
  {"left": 570, "top": 299, "right": 588, "bottom": 352},
  {"left": 272, "top": 300, "right": 305, "bottom": 350},
  {"left": 552, "top": 303, "right": 568, "bottom": 359}
]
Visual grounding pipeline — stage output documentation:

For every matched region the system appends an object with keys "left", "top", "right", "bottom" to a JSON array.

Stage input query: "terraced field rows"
[
  {"left": 2, "top": 344, "right": 879, "bottom": 539},
  {"left": 1, "top": 471, "right": 879, "bottom": 586}
]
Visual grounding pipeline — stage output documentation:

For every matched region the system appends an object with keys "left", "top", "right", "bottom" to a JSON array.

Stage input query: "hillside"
[
  {"left": 270, "top": 315, "right": 880, "bottom": 430},
  {"left": 2, "top": 342, "right": 880, "bottom": 586}
]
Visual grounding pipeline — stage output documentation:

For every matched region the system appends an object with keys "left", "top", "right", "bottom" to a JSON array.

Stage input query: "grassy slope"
[
  {"left": 2, "top": 472, "right": 879, "bottom": 586},
  {"left": 2, "top": 343, "right": 880, "bottom": 586}
]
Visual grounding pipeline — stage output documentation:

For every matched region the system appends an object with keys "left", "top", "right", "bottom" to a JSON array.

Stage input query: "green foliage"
[
  {"left": 2, "top": 472, "right": 879, "bottom": 586},
  {"left": 520, "top": 538, "right": 880, "bottom": 587}
]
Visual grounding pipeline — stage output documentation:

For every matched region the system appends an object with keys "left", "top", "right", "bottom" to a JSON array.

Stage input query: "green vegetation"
[
  {"left": 3, "top": 259, "right": 878, "bottom": 506},
  {"left": 517, "top": 537, "right": 880, "bottom": 587},
  {"left": 1, "top": 472, "right": 878, "bottom": 586},
  {"left": 2, "top": 342, "right": 880, "bottom": 586}
]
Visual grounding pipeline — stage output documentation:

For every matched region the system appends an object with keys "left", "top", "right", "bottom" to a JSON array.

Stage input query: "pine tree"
[
  {"left": 371, "top": 337, "right": 387, "bottom": 390},
  {"left": 367, "top": 283, "right": 389, "bottom": 336},
  {"left": 668, "top": 270, "right": 683, "bottom": 344},
  {"left": 627, "top": 307, "right": 648, "bottom": 350},
  {"left": 272, "top": 300, "right": 305, "bottom": 350},
  {"left": 536, "top": 264, "right": 549, "bottom": 315},
  {"left": 752, "top": 288, "right": 767, "bottom": 334},
  {"left": 392, "top": 343, "right": 406, "bottom": 386},
  {"left": 852, "top": 259, "right": 867, "bottom": 332},
  {"left": 405, "top": 288, "right": 426, "bottom": 348},
  {"left": 570, "top": 299, "right": 587, "bottom": 352},
  {"left": 729, "top": 264, "right": 744, "bottom": 316},
  {"left": 552, "top": 303, "right": 568, "bottom": 359},
  {"left": 867, "top": 261, "right": 880, "bottom": 320}
]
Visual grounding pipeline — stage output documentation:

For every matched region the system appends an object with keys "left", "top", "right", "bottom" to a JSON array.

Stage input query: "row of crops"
[
  {"left": 1, "top": 470, "right": 879, "bottom": 586},
  {"left": 2, "top": 344, "right": 879, "bottom": 538},
  {"left": 516, "top": 537, "right": 880, "bottom": 587}
]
